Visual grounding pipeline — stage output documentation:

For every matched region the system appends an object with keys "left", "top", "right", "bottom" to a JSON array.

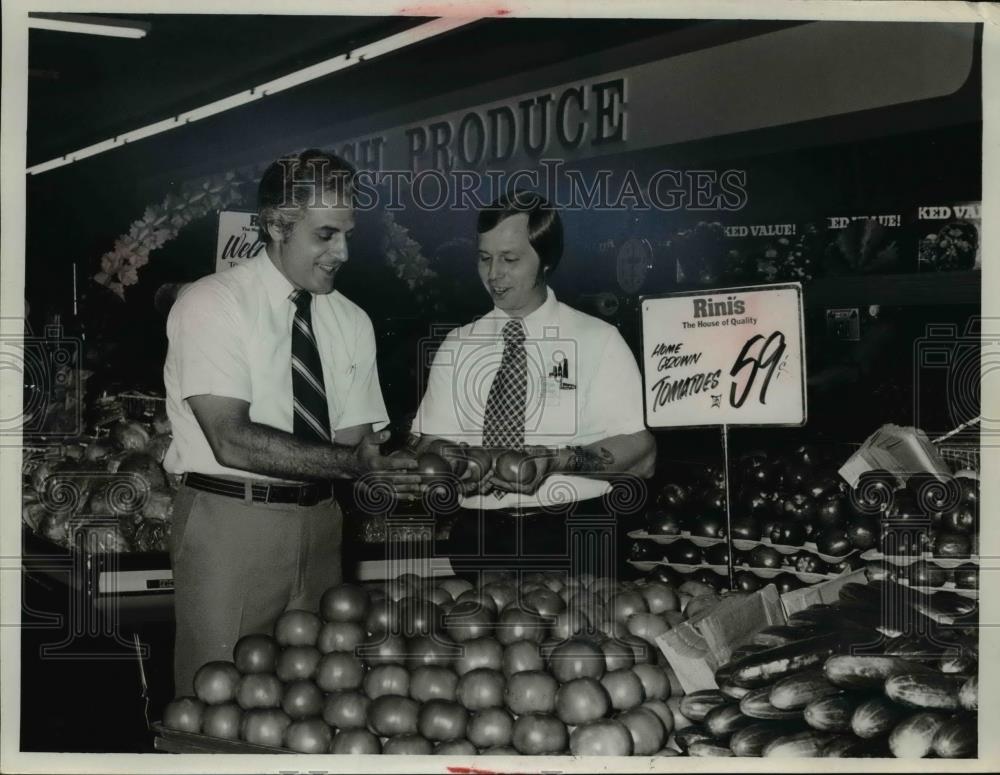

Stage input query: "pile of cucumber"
[{"left": 670, "top": 580, "right": 978, "bottom": 757}]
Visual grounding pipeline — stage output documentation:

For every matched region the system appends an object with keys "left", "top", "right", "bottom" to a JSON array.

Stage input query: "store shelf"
[{"left": 803, "top": 271, "right": 980, "bottom": 307}]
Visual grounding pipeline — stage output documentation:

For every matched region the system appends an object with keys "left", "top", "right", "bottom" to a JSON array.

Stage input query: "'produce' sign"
[{"left": 641, "top": 283, "right": 806, "bottom": 427}]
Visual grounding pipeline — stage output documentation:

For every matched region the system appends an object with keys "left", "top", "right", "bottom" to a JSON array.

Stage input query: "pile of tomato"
[{"left": 162, "top": 572, "right": 699, "bottom": 756}]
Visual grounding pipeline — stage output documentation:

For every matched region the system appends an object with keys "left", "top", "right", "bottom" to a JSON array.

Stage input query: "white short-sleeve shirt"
[
  {"left": 163, "top": 252, "right": 389, "bottom": 479},
  {"left": 412, "top": 287, "right": 647, "bottom": 509}
]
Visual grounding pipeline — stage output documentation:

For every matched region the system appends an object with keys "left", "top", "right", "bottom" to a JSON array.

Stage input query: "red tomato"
[
  {"left": 611, "top": 590, "right": 649, "bottom": 624},
  {"left": 639, "top": 582, "right": 679, "bottom": 615},
  {"left": 322, "top": 690, "right": 370, "bottom": 730},
  {"left": 359, "top": 632, "right": 407, "bottom": 666},
  {"left": 617, "top": 706, "right": 666, "bottom": 755},
  {"left": 407, "top": 634, "right": 459, "bottom": 669},
  {"left": 446, "top": 600, "right": 495, "bottom": 642},
  {"left": 362, "top": 664, "right": 410, "bottom": 700},
  {"left": 454, "top": 636, "right": 503, "bottom": 676},
  {"left": 631, "top": 663, "right": 670, "bottom": 702},
  {"left": 162, "top": 696, "right": 204, "bottom": 733},
  {"left": 456, "top": 667, "right": 505, "bottom": 711},
  {"left": 281, "top": 679, "right": 324, "bottom": 720},
  {"left": 284, "top": 718, "right": 332, "bottom": 753},
  {"left": 330, "top": 728, "right": 381, "bottom": 754},
  {"left": 239, "top": 708, "right": 291, "bottom": 747},
  {"left": 494, "top": 450, "right": 538, "bottom": 485},
  {"left": 481, "top": 582, "right": 517, "bottom": 613},
  {"left": 417, "top": 699, "right": 469, "bottom": 742},
  {"left": 364, "top": 599, "right": 400, "bottom": 637},
  {"left": 317, "top": 621, "right": 365, "bottom": 654},
  {"left": 600, "top": 638, "right": 636, "bottom": 672},
  {"left": 200, "top": 702, "right": 242, "bottom": 740},
  {"left": 601, "top": 668, "right": 646, "bottom": 711},
  {"left": 505, "top": 670, "right": 558, "bottom": 715},
  {"left": 193, "top": 661, "right": 241, "bottom": 705},
  {"left": 523, "top": 588, "right": 566, "bottom": 617},
  {"left": 555, "top": 677, "right": 611, "bottom": 725},
  {"left": 467, "top": 706, "right": 514, "bottom": 749},
  {"left": 512, "top": 713, "right": 568, "bottom": 754},
  {"left": 233, "top": 634, "right": 279, "bottom": 674},
  {"left": 382, "top": 734, "right": 433, "bottom": 754},
  {"left": 235, "top": 673, "right": 282, "bottom": 710},
  {"left": 398, "top": 597, "right": 442, "bottom": 637},
  {"left": 320, "top": 584, "right": 371, "bottom": 624},
  {"left": 409, "top": 665, "right": 459, "bottom": 703},
  {"left": 275, "top": 645, "right": 321, "bottom": 682},
  {"left": 548, "top": 638, "right": 606, "bottom": 683},
  {"left": 366, "top": 694, "right": 419, "bottom": 737},
  {"left": 434, "top": 739, "right": 477, "bottom": 755},
  {"left": 417, "top": 451, "right": 452, "bottom": 477},
  {"left": 273, "top": 609, "right": 322, "bottom": 647},
  {"left": 497, "top": 606, "right": 547, "bottom": 645},
  {"left": 569, "top": 719, "right": 634, "bottom": 756},
  {"left": 641, "top": 699, "right": 676, "bottom": 735},
  {"left": 502, "top": 639, "right": 544, "bottom": 677}
]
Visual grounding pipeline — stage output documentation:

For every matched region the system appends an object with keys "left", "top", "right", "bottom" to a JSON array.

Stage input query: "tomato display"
[
  {"left": 240, "top": 708, "right": 291, "bottom": 747},
  {"left": 200, "top": 703, "right": 242, "bottom": 740},
  {"left": 320, "top": 584, "right": 371, "bottom": 624},
  {"left": 273, "top": 609, "right": 322, "bottom": 647},
  {"left": 162, "top": 697, "right": 205, "bottom": 733},
  {"left": 322, "top": 690, "right": 370, "bottom": 730},
  {"left": 284, "top": 718, "right": 332, "bottom": 753}
]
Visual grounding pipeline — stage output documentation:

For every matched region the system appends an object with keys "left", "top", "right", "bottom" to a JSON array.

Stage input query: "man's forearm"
[
  {"left": 553, "top": 432, "right": 657, "bottom": 478},
  {"left": 218, "top": 421, "right": 361, "bottom": 480}
]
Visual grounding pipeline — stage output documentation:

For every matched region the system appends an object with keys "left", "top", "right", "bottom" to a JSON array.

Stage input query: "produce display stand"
[
  {"left": 152, "top": 723, "right": 284, "bottom": 754},
  {"left": 21, "top": 525, "right": 174, "bottom": 625}
]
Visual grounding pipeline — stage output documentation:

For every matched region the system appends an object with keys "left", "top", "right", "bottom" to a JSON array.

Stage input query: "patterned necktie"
[
  {"left": 290, "top": 290, "right": 331, "bottom": 442},
  {"left": 481, "top": 319, "right": 527, "bottom": 450}
]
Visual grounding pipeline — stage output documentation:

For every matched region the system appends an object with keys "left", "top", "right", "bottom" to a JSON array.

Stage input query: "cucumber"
[
  {"left": 851, "top": 696, "right": 906, "bottom": 739},
  {"left": 888, "top": 711, "right": 946, "bottom": 758},
  {"left": 687, "top": 741, "right": 734, "bottom": 756},
  {"left": 673, "top": 725, "right": 713, "bottom": 752},
  {"left": 679, "top": 690, "right": 728, "bottom": 722},
  {"left": 838, "top": 582, "right": 882, "bottom": 607},
  {"left": 730, "top": 722, "right": 797, "bottom": 757},
  {"left": 704, "top": 703, "right": 752, "bottom": 738},
  {"left": 751, "top": 625, "right": 819, "bottom": 648},
  {"left": 822, "top": 736, "right": 890, "bottom": 757},
  {"left": 803, "top": 693, "right": 862, "bottom": 732},
  {"left": 884, "top": 673, "right": 962, "bottom": 711},
  {"left": 730, "top": 643, "right": 770, "bottom": 662},
  {"left": 823, "top": 654, "right": 934, "bottom": 688},
  {"left": 958, "top": 674, "right": 977, "bottom": 711},
  {"left": 928, "top": 591, "right": 977, "bottom": 618},
  {"left": 729, "top": 632, "right": 845, "bottom": 689},
  {"left": 719, "top": 680, "right": 751, "bottom": 701},
  {"left": 762, "top": 730, "right": 836, "bottom": 758},
  {"left": 931, "top": 715, "right": 977, "bottom": 758},
  {"left": 939, "top": 653, "right": 976, "bottom": 675},
  {"left": 769, "top": 669, "right": 841, "bottom": 710},
  {"left": 739, "top": 686, "right": 803, "bottom": 720}
]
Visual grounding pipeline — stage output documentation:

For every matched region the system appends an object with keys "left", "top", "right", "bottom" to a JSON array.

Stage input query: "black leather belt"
[{"left": 183, "top": 473, "right": 329, "bottom": 507}]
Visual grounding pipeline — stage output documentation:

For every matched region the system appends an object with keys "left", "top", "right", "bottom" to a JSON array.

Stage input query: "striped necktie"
[
  {"left": 290, "top": 290, "right": 331, "bottom": 442},
  {"left": 481, "top": 319, "right": 527, "bottom": 450}
]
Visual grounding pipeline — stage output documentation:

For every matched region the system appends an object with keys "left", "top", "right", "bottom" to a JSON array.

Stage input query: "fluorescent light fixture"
[
  {"left": 26, "top": 17, "right": 478, "bottom": 175},
  {"left": 28, "top": 13, "right": 150, "bottom": 39}
]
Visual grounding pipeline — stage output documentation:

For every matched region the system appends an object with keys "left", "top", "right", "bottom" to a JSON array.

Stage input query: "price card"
[{"left": 641, "top": 283, "right": 807, "bottom": 427}]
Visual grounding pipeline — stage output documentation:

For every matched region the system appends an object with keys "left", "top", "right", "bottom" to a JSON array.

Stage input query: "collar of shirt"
[
  {"left": 468, "top": 286, "right": 560, "bottom": 343},
  {"left": 254, "top": 249, "right": 298, "bottom": 310}
]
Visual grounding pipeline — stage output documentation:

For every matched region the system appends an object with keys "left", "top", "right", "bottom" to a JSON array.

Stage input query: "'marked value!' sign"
[{"left": 641, "top": 283, "right": 807, "bottom": 427}]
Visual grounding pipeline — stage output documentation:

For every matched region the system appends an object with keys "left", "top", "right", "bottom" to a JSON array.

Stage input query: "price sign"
[
  {"left": 215, "top": 211, "right": 266, "bottom": 273},
  {"left": 641, "top": 283, "right": 806, "bottom": 427}
]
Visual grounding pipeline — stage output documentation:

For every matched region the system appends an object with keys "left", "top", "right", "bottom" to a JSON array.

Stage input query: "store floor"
[{"left": 19, "top": 572, "right": 176, "bottom": 753}]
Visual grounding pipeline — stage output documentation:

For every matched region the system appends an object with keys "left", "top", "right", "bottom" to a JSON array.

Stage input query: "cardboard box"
[
  {"left": 655, "top": 585, "right": 786, "bottom": 693},
  {"left": 780, "top": 568, "right": 868, "bottom": 616}
]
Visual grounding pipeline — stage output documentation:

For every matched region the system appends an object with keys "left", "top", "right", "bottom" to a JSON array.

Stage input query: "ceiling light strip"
[
  {"left": 28, "top": 17, "right": 147, "bottom": 39},
  {"left": 26, "top": 17, "right": 478, "bottom": 175}
]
